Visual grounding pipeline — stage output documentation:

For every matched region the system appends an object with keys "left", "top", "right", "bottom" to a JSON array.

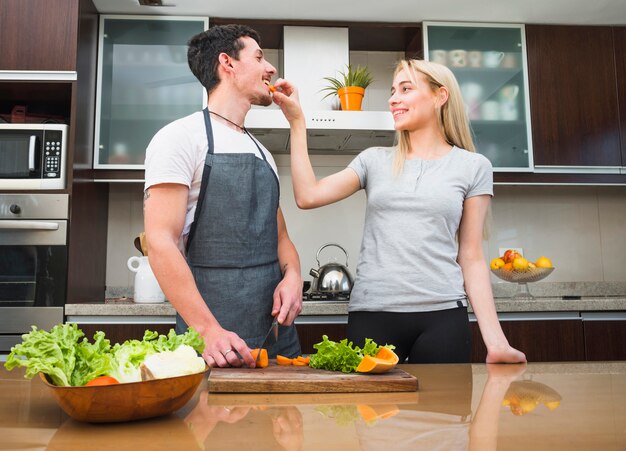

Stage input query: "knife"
[{"left": 256, "top": 318, "right": 279, "bottom": 365}]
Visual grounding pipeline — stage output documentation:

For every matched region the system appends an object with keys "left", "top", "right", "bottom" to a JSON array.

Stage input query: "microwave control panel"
[{"left": 43, "top": 130, "right": 63, "bottom": 178}]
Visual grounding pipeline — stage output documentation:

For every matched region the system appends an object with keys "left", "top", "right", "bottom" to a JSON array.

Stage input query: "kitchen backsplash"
[{"left": 106, "top": 154, "right": 626, "bottom": 295}]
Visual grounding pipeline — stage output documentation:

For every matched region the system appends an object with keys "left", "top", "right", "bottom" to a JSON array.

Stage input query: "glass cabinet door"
[
  {"left": 95, "top": 16, "right": 208, "bottom": 168},
  {"left": 424, "top": 22, "right": 533, "bottom": 171}
]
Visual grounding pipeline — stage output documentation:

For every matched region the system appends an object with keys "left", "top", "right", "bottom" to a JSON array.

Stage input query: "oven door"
[{"left": 0, "top": 219, "right": 66, "bottom": 353}]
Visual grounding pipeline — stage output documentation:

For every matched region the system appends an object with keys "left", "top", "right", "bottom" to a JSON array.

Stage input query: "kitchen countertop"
[
  {"left": 3, "top": 362, "right": 625, "bottom": 450},
  {"left": 64, "top": 296, "right": 626, "bottom": 319}
]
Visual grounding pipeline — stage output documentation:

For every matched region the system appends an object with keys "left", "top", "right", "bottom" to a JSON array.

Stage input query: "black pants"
[{"left": 347, "top": 307, "right": 472, "bottom": 364}]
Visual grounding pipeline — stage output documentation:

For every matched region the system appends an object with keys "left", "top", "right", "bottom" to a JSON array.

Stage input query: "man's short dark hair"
[{"left": 187, "top": 24, "right": 261, "bottom": 93}]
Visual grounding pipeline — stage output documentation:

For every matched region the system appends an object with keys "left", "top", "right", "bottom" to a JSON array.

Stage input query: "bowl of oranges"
[{"left": 490, "top": 250, "right": 554, "bottom": 299}]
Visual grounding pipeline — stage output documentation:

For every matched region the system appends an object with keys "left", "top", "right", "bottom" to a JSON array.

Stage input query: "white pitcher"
[{"left": 127, "top": 256, "right": 165, "bottom": 303}]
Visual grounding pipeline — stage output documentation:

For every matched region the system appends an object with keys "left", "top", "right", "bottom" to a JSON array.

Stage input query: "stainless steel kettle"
[{"left": 309, "top": 243, "right": 354, "bottom": 294}]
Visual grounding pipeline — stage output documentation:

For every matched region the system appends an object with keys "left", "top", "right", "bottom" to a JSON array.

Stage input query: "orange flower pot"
[{"left": 337, "top": 86, "right": 365, "bottom": 111}]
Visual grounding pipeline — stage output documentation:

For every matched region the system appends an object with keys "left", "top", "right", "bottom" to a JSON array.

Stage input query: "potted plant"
[{"left": 320, "top": 65, "right": 374, "bottom": 111}]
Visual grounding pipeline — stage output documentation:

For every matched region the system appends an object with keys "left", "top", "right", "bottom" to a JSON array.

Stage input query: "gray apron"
[{"left": 177, "top": 108, "right": 301, "bottom": 358}]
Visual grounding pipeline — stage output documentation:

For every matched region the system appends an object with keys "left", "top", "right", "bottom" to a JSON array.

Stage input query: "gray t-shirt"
[{"left": 347, "top": 146, "right": 493, "bottom": 312}]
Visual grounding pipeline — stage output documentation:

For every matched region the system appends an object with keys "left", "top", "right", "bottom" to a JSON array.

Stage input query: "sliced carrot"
[
  {"left": 292, "top": 359, "right": 308, "bottom": 366},
  {"left": 296, "top": 355, "right": 310, "bottom": 364},
  {"left": 276, "top": 355, "right": 293, "bottom": 365},
  {"left": 250, "top": 348, "right": 269, "bottom": 368}
]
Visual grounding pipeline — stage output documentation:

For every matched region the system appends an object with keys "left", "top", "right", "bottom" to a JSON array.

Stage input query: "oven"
[{"left": 0, "top": 194, "right": 67, "bottom": 354}]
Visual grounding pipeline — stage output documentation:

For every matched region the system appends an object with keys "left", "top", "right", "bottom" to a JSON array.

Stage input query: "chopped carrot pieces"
[
  {"left": 250, "top": 348, "right": 268, "bottom": 368},
  {"left": 276, "top": 355, "right": 293, "bottom": 365}
]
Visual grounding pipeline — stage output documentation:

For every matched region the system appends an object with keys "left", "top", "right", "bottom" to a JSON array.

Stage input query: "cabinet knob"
[{"left": 9, "top": 204, "right": 21, "bottom": 214}]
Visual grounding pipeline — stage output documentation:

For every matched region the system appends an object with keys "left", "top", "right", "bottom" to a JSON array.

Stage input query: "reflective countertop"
[{"left": 2, "top": 362, "right": 625, "bottom": 450}]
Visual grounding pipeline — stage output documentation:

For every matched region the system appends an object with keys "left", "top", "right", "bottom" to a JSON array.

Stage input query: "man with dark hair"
[{"left": 143, "top": 25, "right": 303, "bottom": 368}]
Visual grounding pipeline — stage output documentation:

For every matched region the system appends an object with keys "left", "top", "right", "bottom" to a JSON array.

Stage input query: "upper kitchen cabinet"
[
  {"left": 0, "top": 0, "right": 78, "bottom": 73},
  {"left": 211, "top": 19, "right": 421, "bottom": 153},
  {"left": 424, "top": 22, "right": 533, "bottom": 171},
  {"left": 526, "top": 25, "right": 621, "bottom": 171},
  {"left": 94, "top": 16, "right": 207, "bottom": 169}
]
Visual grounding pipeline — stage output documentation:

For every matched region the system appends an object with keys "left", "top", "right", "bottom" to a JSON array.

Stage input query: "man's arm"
[
  {"left": 144, "top": 184, "right": 256, "bottom": 368},
  {"left": 272, "top": 207, "right": 303, "bottom": 326}
]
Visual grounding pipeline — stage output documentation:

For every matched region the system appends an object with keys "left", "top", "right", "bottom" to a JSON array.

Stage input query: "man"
[{"left": 143, "top": 25, "right": 303, "bottom": 368}]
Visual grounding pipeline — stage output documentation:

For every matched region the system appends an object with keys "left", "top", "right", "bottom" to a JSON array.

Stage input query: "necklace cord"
[{"left": 208, "top": 110, "right": 247, "bottom": 133}]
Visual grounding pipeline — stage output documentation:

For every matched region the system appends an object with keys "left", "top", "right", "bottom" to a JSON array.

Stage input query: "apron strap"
[{"left": 185, "top": 108, "right": 214, "bottom": 254}]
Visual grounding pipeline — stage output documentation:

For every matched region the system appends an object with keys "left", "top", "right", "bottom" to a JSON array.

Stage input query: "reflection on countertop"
[{"left": 3, "top": 362, "right": 625, "bottom": 450}]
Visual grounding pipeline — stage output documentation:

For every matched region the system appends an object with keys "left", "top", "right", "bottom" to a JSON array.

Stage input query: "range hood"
[{"left": 244, "top": 26, "right": 396, "bottom": 153}]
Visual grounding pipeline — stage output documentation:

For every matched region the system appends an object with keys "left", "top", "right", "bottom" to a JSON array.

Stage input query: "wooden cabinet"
[
  {"left": 78, "top": 323, "right": 175, "bottom": 344},
  {"left": 583, "top": 318, "right": 626, "bottom": 361},
  {"left": 614, "top": 27, "right": 626, "bottom": 167},
  {"left": 525, "top": 25, "right": 622, "bottom": 168},
  {"left": 470, "top": 319, "right": 586, "bottom": 363},
  {"left": 296, "top": 323, "right": 347, "bottom": 355},
  {"left": 0, "top": 0, "right": 79, "bottom": 71}
]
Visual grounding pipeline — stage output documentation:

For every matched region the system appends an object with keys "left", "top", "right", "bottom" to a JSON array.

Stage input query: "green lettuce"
[
  {"left": 308, "top": 335, "right": 392, "bottom": 373},
  {"left": 4, "top": 324, "right": 205, "bottom": 386},
  {"left": 4, "top": 323, "right": 85, "bottom": 387}
]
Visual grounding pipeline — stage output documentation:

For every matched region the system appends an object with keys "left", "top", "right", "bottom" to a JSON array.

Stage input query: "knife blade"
[{"left": 256, "top": 318, "right": 279, "bottom": 364}]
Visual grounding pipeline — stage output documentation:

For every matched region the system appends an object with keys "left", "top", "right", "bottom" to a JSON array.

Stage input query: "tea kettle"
[{"left": 309, "top": 243, "right": 354, "bottom": 294}]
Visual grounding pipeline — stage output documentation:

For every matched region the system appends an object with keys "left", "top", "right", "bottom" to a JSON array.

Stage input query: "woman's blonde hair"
[{"left": 393, "top": 59, "right": 475, "bottom": 174}]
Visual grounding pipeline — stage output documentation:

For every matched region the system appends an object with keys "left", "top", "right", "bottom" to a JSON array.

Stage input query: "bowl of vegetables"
[{"left": 5, "top": 323, "right": 208, "bottom": 423}]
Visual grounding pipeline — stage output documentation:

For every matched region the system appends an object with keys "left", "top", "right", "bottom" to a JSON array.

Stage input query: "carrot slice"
[
  {"left": 250, "top": 348, "right": 269, "bottom": 368},
  {"left": 296, "top": 355, "right": 310, "bottom": 364},
  {"left": 292, "top": 359, "right": 308, "bottom": 366},
  {"left": 276, "top": 355, "right": 293, "bottom": 365}
]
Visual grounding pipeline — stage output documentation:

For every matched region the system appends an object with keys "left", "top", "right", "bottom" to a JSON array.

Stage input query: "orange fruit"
[
  {"left": 502, "top": 262, "right": 513, "bottom": 271},
  {"left": 512, "top": 257, "right": 529, "bottom": 272},
  {"left": 490, "top": 258, "right": 505, "bottom": 269},
  {"left": 535, "top": 256, "right": 553, "bottom": 268}
]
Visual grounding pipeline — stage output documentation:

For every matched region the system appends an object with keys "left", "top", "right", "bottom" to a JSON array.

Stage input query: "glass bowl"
[{"left": 491, "top": 267, "right": 554, "bottom": 300}]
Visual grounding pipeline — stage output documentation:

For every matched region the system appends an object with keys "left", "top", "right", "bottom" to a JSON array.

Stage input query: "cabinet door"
[
  {"left": 583, "top": 320, "right": 626, "bottom": 361},
  {"left": 94, "top": 16, "right": 207, "bottom": 168},
  {"left": 0, "top": 0, "right": 78, "bottom": 71},
  {"left": 470, "top": 320, "right": 585, "bottom": 362},
  {"left": 78, "top": 323, "right": 174, "bottom": 344},
  {"left": 296, "top": 324, "right": 347, "bottom": 355},
  {"left": 526, "top": 25, "right": 621, "bottom": 168},
  {"left": 614, "top": 27, "right": 626, "bottom": 167},
  {"left": 424, "top": 22, "right": 533, "bottom": 171}
]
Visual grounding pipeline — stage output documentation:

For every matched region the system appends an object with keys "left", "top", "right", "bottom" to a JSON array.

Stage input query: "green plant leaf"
[{"left": 319, "top": 64, "right": 374, "bottom": 98}]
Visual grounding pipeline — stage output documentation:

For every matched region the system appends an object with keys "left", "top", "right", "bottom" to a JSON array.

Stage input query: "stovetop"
[{"left": 303, "top": 292, "right": 350, "bottom": 302}]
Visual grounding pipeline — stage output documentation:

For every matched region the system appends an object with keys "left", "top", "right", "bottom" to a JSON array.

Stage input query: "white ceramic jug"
[{"left": 127, "top": 256, "right": 165, "bottom": 303}]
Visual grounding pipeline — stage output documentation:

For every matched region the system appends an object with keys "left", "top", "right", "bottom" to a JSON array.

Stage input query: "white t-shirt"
[{"left": 144, "top": 111, "right": 278, "bottom": 251}]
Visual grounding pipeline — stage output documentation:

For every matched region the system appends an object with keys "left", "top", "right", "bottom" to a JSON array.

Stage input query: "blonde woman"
[{"left": 272, "top": 59, "right": 526, "bottom": 364}]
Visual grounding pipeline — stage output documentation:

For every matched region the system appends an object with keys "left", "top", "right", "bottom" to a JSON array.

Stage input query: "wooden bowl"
[{"left": 40, "top": 367, "right": 208, "bottom": 423}]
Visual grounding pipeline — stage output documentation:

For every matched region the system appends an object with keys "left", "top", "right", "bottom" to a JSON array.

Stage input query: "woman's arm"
[
  {"left": 458, "top": 195, "right": 527, "bottom": 363},
  {"left": 272, "top": 79, "right": 361, "bottom": 209}
]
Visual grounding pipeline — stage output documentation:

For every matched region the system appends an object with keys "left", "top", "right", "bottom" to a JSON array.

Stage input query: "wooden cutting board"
[{"left": 207, "top": 363, "right": 418, "bottom": 393}]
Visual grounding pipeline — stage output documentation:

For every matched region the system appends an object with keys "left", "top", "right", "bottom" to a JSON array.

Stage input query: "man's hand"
[
  {"left": 201, "top": 326, "right": 257, "bottom": 369},
  {"left": 272, "top": 269, "right": 303, "bottom": 326}
]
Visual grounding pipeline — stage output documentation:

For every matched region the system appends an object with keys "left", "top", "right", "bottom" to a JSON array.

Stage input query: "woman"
[{"left": 273, "top": 59, "right": 526, "bottom": 364}]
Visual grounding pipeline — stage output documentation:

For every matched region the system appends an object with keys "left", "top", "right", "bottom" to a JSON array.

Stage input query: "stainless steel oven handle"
[
  {"left": 0, "top": 220, "right": 59, "bottom": 230},
  {"left": 29, "top": 135, "right": 37, "bottom": 171}
]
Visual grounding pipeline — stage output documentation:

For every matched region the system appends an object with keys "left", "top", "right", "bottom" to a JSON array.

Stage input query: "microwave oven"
[{"left": 0, "top": 124, "right": 67, "bottom": 190}]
